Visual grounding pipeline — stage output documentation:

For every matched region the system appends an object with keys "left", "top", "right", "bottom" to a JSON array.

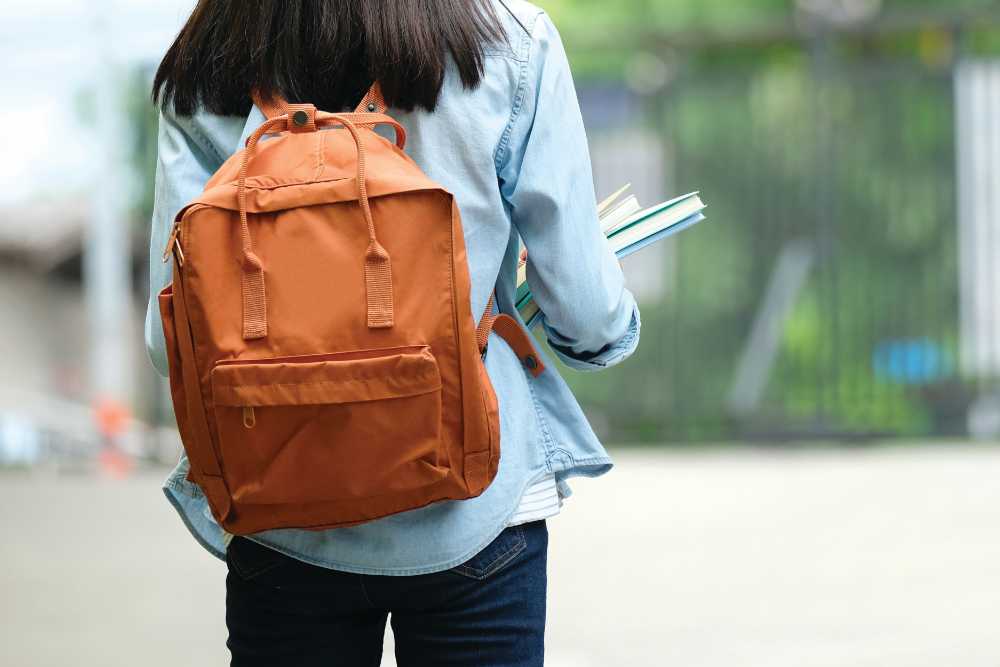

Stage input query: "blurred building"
[{"left": 0, "top": 1, "right": 191, "bottom": 465}]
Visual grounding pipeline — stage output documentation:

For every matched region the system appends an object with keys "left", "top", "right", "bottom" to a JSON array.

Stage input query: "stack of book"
[{"left": 516, "top": 186, "right": 707, "bottom": 328}]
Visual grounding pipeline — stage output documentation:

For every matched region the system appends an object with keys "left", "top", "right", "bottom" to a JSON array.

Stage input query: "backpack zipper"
[
  {"left": 242, "top": 406, "right": 256, "bottom": 429},
  {"left": 162, "top": 220, "right": 185, "bottom": 266}
]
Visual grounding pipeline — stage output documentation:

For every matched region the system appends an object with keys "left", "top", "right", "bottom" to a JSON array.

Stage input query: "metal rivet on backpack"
[
  {"left": 292, "top": 110, "right": 309, "bottom": 126},
  {"left": 367, "top": 103, "right": 377, "bottom": 112},
  {"left": 523, "top": 354, "right": 538, "bottom": 370}
]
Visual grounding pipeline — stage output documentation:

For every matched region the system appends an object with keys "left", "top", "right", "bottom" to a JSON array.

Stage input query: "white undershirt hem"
[{"left": 506, "top": 473, "right": 562, "bottom": 526}]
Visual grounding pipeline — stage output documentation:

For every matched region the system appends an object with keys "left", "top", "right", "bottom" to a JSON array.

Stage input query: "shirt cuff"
[{"left": 544, "top": 303, "right": 641, "bottom": 372}]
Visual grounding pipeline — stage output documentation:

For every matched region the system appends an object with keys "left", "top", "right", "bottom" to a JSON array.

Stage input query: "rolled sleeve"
[{"left": 546, "top": 298, "right": 641, "bottom": 372}]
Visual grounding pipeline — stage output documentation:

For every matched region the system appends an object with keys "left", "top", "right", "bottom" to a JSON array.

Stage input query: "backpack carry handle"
[
  {"left": 236, "top": 108, "right": 396, "bottom": 339},
  {"left": 246, "top": 111, "right": 407, "bottom": 151},
  {"left": 251, "top": 86, "right": 405, "bottom": 150},
  {"left": 315, "top": 112, "right": 407, "bottom": 150}
]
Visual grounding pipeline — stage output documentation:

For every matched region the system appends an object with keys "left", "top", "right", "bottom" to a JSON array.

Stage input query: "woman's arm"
[
  {"left": 144, "top": 107, "right": 241, "bottom": 377},
  {"left": 497, "top": 13, "right": 641, "bottom": 371}
]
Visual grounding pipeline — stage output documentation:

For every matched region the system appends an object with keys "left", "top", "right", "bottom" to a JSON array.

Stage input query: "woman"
[{"left": 146, "top": 0, "right": 640, "bottom": 665}]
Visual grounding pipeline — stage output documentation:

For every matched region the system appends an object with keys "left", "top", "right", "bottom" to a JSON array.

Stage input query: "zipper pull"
[
  {"left": 162, "top": 221, "right": 185, "bottom": 266},
  {"left": 242, "top": 406, "right": 256, "bottom": 429}
]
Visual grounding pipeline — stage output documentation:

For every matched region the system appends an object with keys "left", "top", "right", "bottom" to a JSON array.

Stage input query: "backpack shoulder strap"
[
  {"left": 355, "top": 83, "right": 387, "bottom": 114},
  {"left": 476, "top": 293, "right": 545, "bottom": 378},
  {"left": 252, "top": 90, "right": 286, "bottom": 120}
]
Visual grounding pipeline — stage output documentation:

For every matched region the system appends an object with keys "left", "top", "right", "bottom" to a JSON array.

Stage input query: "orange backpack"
[{"left": 158, "top": 85, "right": 544, "bottom": 535}]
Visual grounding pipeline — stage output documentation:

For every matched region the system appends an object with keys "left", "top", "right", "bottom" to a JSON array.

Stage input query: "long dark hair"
[{"left": 153, "top": 0, "right": 506, "bottom": 116}]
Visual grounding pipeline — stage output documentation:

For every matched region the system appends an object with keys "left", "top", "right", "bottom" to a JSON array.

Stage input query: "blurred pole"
[
  {"left": 85, "top": 5, "right": 134, "bottom": 406},
  {"left": 727, "top": 241, "right": 814, "bottom": 417}
]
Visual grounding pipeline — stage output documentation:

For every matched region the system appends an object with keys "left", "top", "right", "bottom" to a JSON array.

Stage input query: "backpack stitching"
[{"left": 312, "top": 127, "right": 325, "bottom": 181}]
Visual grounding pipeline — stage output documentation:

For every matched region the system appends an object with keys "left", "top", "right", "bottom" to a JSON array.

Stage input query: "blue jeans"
[{"left": 225, "top": 521, "right": 548, "bottom": 666}]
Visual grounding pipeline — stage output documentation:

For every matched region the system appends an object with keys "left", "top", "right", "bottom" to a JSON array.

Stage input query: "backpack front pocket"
[{"left": 210, "top": 345, "right": 447, "bottom": 507}]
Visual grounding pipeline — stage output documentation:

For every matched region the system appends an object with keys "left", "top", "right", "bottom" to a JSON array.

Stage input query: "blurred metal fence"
[{"left": 575, "top": 27, "right": 1000, "bottom": 443}]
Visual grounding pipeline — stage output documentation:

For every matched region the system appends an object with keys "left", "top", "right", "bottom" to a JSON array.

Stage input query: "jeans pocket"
[
  {"left": 448, "top": 525, "right": 528, "bottom": 581},
  {"left": 227, "top": 536, "right": 289, "bottom": 582}
]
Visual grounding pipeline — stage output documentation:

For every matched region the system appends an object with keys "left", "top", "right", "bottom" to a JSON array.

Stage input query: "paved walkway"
[{"left": 2, "top": 444, "right": 998, "bottom": 666}]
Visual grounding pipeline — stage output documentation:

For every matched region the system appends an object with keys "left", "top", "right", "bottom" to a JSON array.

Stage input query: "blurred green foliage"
[
  {"left": 538, "top": 1, "right": 998, "bottom": 441},
  {"left": 540, "top": 0, "right": 1000, "bottom": 79},
  {"left": 126, "top": 67, "right": 160, "bottom": 227}
]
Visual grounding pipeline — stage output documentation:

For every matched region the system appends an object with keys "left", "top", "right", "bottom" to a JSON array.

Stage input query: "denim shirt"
[{"left": 145, "top": 0, "right": 640, "bottom": 576}]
